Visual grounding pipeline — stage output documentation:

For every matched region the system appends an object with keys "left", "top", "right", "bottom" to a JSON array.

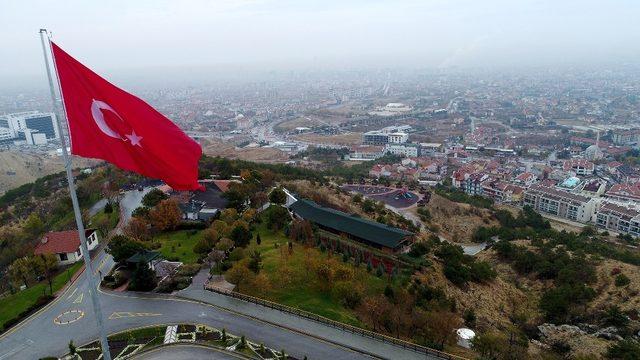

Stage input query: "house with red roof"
[{"left": 34, "top": 229, "right": 99, "bottom": 265}]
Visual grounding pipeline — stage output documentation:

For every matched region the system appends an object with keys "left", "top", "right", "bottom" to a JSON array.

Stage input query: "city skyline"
[{"left": 1, "top": 0, "right": 639, "bottom": 88}]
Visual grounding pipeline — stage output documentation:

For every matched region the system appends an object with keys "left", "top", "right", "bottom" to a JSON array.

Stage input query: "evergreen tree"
[{"left": 128, "top": 261, "right": 156, "bottom": 291}]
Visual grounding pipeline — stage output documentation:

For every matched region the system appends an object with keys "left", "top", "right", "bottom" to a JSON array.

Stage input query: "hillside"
[
  {"left": 200, "top": 138, "right": 290, "bottom": 163},
  {"left": 413, "top": 193, "right": 498, "bottom": 243},
  {"left": 0, "top": 150, "right": 96, "bottom": 194}
]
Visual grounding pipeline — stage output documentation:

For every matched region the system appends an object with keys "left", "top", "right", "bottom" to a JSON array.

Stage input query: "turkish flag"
[{"left": 51, "top": 42, "right": 203, "bottom": 191}]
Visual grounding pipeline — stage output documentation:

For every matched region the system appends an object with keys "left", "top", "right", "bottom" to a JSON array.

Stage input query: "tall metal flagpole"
[{"left": 39, "top": 29, "right": 112, "bottom": 360}]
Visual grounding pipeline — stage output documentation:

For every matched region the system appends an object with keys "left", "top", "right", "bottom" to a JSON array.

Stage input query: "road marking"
[
  {"left": 94, "top": 257, "right": 108, "bottom": 274},
  {"left": 67, "top": 287, "right": 78, "bottom": 299},
  {"left": 0, "top": 339, "right": 33, "bottom": 360},
  {"left": 108, "top": 312, "right": 162, "bottom": 320},
  {"left": 53, "top": 309, "right": 85, "bottom": 325},
  {"left": 73, "top": 292, "right": 84, "bottom": 304}
]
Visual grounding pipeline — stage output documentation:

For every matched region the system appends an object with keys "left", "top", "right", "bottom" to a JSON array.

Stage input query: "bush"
[
  {"left": 104, "top": 202, "right": 114, "bottom": 214},
  {"left": 178, "top": 264, "right": 201, "bottom": 277},
  {"left": 142, "top": 188, "right": 168, "bottom": 207},
  {"left": 470, "top": 261, "right": 497, "bottom": 282},
  {"left": 606, "top": 339, "right": 640, "bottom": 360},
  {"left": 615, "top": 273, "right": 631, "bottom": 287},
  {"left": 175, "top": 221, "right": 207, "bottom": 231},
  {"left": 463, "top": 309, "right": 476, "bottom": 327},
  {"left": 229, "top": 248, "right": 246, "bottom": 261},
  {"left": 332, "top": 281, "right": 363, "bottom": 309}
]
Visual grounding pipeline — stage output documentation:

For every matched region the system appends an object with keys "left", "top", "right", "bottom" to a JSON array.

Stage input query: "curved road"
[{"left": 0, "top": 190, "right": 436, "bottom": 360}]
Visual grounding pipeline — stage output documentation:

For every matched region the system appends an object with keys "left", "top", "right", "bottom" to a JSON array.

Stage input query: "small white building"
[
  {"left": 386, "top": 143, "right": 420, "bottom": 157},
  {"left": 34, "top": 229, "right": 99, "bottom": 266}
]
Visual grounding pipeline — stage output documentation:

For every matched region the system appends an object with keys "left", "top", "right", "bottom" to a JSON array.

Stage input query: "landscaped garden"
[
  {"left": 65, "top": 323, "right": 300, "bottom": 359},
  {"left": 218, "top": 205, "right": 409, "bottom": 327},
  {"left": 156, "top": 230, "right": 203, "bottom": 264}
]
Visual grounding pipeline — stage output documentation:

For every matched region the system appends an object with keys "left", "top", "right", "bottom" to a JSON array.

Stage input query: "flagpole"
[{"left": 38, "top": 29, "right": 112, "bottom": 360}]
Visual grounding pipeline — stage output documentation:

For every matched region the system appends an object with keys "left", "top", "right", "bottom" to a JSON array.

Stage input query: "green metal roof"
[
  {"left": 289, "top": 199, "right": 413, "bottom": 249},
  {"left": 127, "top": 250, "right": 161, "bottom": 264}
]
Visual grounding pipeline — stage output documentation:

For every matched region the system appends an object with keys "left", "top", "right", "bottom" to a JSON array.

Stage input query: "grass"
[
  {"left": 89, "top": 205, "right": 120, "bottom": 234},
  {"left": 0, "top": 262, "right": 82, "bottom": 330},
  {"left": 230, "top": 219, "right": 397, "bottom": 327},
  {"left": 156, "top": 230, "right": 203, "bottom": 264}
]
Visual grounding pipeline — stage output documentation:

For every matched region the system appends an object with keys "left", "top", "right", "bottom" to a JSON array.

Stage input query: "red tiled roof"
[
  {"left": 34, "top": 229, "right": 95, "bottom": 255},
  {"left": 212, "top": 180, "right": 239, "bottom": 192}
]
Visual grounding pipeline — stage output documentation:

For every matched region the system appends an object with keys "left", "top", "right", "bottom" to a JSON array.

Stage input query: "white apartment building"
[
  {"left": 385, "top": 143, "right": 420, "bottom": 157},
  {"left": 523, "top": 184, "right": 596, "bottom": 223},
  {"left": 595, "top": 201, "right": 640, "bottom": 237}
]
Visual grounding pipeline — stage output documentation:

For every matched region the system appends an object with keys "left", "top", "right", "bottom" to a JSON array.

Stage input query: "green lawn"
[
  {"left": 234, "top": 221, "right": 394, "bottom": 327},
  {"left": 0, "top": 262, "right": 82, "bottom": 330},
  {"left": 90, "top": 204, "right": 120, "bottom": 234},
  {"left": 156, "top": 230, "right": 203, "bottom": 264}
]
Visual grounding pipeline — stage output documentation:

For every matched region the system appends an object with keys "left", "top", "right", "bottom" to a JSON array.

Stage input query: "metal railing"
[{"left": 204, "top": 286, "right": 467, "bottom": 360}]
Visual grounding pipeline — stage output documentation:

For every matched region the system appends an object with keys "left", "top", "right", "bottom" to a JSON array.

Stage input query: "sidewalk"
[{"left": 177, "top": 270, "right": 439, "bottom": 360}]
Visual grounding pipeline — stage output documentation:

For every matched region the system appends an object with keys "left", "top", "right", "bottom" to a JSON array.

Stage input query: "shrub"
[
  {"left": 177, "top": 264, "right": 201, "bottom": 277},
  {"left": 332, "top": 281, "right": 363, "bottom": 309},
  {"left": 615, "top": 273, "right": 631, "bottom": 287},
  {"left": 229, "top": 248, "right": 246, "bottom": 261},
  {"left": 463, "top": 309, "right": 477, "bottom": 327}
]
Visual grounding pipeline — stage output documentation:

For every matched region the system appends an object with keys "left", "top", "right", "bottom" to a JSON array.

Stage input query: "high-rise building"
[{"left": 0, "top": 111, "right": 59, "bottom": 141}]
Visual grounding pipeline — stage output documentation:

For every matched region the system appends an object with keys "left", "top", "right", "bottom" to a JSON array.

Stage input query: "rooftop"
[
  {"left": 34, "top": 229, "right": 96, "bottom": 255},
  {"left": 289, "top": 199, "right": 413, "bottom": 249}
]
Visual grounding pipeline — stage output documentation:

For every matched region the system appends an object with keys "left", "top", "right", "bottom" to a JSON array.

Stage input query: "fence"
[{"left": 204, "top": 286, "right": 467, "bottom": 360}]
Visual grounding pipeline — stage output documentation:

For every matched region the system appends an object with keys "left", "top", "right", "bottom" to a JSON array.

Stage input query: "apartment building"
[
  {"left": 523, "top": 184, "right": 596, "bottom": 222},
  {"left": 595, "top": 202, "right": 640, "bottom": 237}
]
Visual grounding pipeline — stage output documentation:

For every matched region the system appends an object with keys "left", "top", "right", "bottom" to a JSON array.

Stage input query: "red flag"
[{"left": 51, "top": 42, "right": 203, "bottom": 191}]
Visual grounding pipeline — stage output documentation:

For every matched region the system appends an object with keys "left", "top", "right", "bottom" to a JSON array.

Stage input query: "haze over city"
[
  {"left": 1, "top": 0, "right": 640, "bottom": 88},
  {"left": 2, "top": 1, "right": 640, "bottom": 360}
]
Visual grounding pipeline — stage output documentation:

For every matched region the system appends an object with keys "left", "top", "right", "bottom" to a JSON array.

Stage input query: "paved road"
[{"left": 0, "top": 189, "right": 437, "bottom": 360}]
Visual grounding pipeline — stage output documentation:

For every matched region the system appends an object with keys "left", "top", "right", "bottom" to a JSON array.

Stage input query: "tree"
[
  {"left": 36, "top": 254, "right": 59, "bottom": 295},
  {"left": 23, "top": 213, "right": 44, "bottom": 238},
  {"left": 230, "top": 225, "right": 252, "bottom": 247},
  {"left": 8, "top": 256, "right": 35, "bottom": 289},
  {"left": 266, "top": 206, "right": 290, "bottom": 231},
  {"left": 220, "top": 208, "right": 238, "bottom": 224},
  {"left": 248, "top": 251, "right": 262, "bottom": 273},
  {"left": 225, "top": 262, "right": 253, "bottom": 291},
  {"left": 207, "top": 250, "right": 225, "bottom": 268},
  {"left": 68, "top": 340, "right": 77, "bottom": 355},
  {"left": 472, "top": 332, "right": 506, "bottom": 359},
  {"left": 269, "top": 187, "right": 287, "bottom": 205},
  {"left": 149, "top": 199, "right": 182, "bottom": 231},
  {"left": 132, "top": 206, "right": 150, "bottom": 219},
  {"left": 124, "top": 217, "right": 151, "bottom": 242},
  {"left": 215, "top": 237, "right": 234, "bottom": 253},
  {"left": 333, "top": 281, "right": 363, "bottom": 309},
  {"left": 94, "top": 216, "right": 112, "bottom": 238},
  {"left": 289, "top": 219, "right": 313, "bottom": 243},
  {"left": 425, "top": 311, "right": 461, "bottom": 349},
  {"left": 106, "top": 235, "right": 146, "bottom": 264},
  {"left": 103, "top": 201, "right": 114, "bottom": 214},
  {"left": 142, "top": 188, "right": 168, "bottom": 207},
  {"left": 128, "top": 261, "right": 156, "bottom": 291},
  {"left": 358, "top": 295, "right": 392, "bottom": 331}
]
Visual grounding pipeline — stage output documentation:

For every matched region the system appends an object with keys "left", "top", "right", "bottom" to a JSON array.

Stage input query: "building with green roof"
[{"left": 289, "top": 199, "right": 413, "bottom": 252}]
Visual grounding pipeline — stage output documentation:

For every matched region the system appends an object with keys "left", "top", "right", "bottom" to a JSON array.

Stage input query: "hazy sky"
[{"left": 1, "top": 0, "right": 639, "bottom": 81}]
